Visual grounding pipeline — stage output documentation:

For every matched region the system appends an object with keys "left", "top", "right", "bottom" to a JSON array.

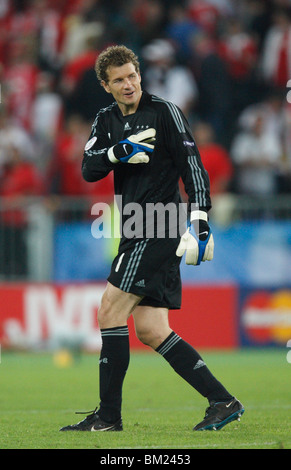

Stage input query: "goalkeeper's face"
[{"left": 102, "top": 62, "right": 142, "bottom": 115}]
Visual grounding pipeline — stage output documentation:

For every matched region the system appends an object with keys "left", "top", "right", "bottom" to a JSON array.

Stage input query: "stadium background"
[{"left": 0, "top": 0, "right": 291, "bottom": 353}]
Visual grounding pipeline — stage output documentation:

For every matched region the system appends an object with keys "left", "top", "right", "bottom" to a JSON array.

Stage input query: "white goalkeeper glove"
[
  {"left": 176, "top": 210, "right": 214, "bottom": 265},
  {"left": 108, "top": 128, "right": 156, "bottom": 164}
]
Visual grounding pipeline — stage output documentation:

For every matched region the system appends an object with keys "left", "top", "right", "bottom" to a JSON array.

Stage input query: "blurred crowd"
[{"left": 0, "top": 0, "right": 291, "bottom": 204}]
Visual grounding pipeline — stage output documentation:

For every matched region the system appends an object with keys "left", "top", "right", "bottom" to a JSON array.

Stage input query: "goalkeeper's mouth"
[{"left": 124, "top": 91, "right": 135, "bottom": 98}]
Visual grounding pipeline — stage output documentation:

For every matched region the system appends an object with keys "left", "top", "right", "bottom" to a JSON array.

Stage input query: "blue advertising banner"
[
  {"left": 53, "top": 222, "right": 117, "bottom": 281},
  {"left": 180, "top": 221, "right": 291, "bottom": 286},
  {"left": 53, "top": 221, "right": 291, "bottom": 287}
]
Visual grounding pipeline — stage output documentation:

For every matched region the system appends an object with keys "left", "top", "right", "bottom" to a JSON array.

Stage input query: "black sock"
[
  {"left": 98, "top": 326, "right": 130, "bottom": 423},
  {"left": 156, "top": 331, "right": 233, "bottom": 404}
]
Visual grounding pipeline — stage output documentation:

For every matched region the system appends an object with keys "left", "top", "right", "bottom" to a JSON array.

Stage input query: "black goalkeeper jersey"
[{"left": 82, "top": 90, "right": 211, "bottom": 243}]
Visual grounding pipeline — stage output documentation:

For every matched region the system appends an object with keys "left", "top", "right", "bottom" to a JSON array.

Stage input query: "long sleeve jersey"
[{"left": 82, "top": 91, "right": 211, "bottom": 243}]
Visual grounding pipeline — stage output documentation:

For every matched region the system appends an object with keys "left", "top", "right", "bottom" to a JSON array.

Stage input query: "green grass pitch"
[{"left": 0, "top": 348, "right": 290, "bottom": 449}]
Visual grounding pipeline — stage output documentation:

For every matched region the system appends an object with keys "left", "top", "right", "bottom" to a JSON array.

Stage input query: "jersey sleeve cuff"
[
  {"left": 107, "top": 146, "right": 119, "bottom": 164},
  {"left": 190, "top": 210, "right": 208, "bottom": 222}
]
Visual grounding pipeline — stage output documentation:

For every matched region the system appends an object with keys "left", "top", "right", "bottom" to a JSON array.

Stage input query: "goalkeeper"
[{"left": 60, "top": 45, "right": 244, "bottom": 433}]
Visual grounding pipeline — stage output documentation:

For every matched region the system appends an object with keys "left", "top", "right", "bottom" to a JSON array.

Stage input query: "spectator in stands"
[
  {"left": 237, "top": 89, "right": 286, "bottom": 143},
  {"left": 48, "top": 114, "right": 91, "bottom": 197},
  {"left": 28, "top": 0, "right": 64, "bottom": 73},
  {"left": 32, "top": 71, "right": 63, "bottom": 173},
  {"left": 217, "top": 17, "right": 259, "bottom": 115},
  {"left": 130, "top": 0, "right": 167, "bottom": 46},
  {"left": 0, "top": 107, "right": 43, "bottom": 277},
  {"left": 0, "top": 0, "right": 12, "bottom": 67},
  {"left": 3, "top": 37, "right": 39, "bottom": 131},
  {"left": 187, "top": 0, "right": 221, "bottom": 37},
  {"left": 142, "top": 38, "right": 198, "bottom": 118},
  {"left": 5, "top": 0, "right": 64, "bottom": 74},
  {"left": 99, "top": 3, "right": 141, "bottom": 52},
  {"left": 242, "top": 0, "right": 273, "bottom": 53},
  {"left": 190, "top": 30, "right": 232, "bottom": 146},
  {"left": 0, "top": 106, "right": 36, "bottom": 170},
  {"left": 235, "top": 89, "right": 291, "bottom": 193},
  {"left": 193, "top": 121, "right": 233, "bottom": 194},
  {"left": 230, "top": 113, "right": 283, "bottom": 195},
  {"left": 261, "top": 7, "right": 291, "bottom": 89},
  {"left": 165, "top": 3, "right": 201, "bottom": 62},
  {"left": 66, "top": 65, "right": 114, "bottom": 121},
  {"left": 61, "top": 35, "right": 101, "bottom": 96}
]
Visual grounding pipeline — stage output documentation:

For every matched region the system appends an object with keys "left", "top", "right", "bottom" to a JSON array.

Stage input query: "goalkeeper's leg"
[
  {"left": 60, "top": 283, "right": 143, "bottom": 431},
  {"left": 96, "top": 283, "right": 142, "bottom": 424},
  {"left": 133, "top": 306, "right": 233, "bottom": 404}
]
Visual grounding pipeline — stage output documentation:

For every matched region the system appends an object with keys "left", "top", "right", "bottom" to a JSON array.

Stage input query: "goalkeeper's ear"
[{"left": 101, "top": 80, "right": 111, "bottom": 94}]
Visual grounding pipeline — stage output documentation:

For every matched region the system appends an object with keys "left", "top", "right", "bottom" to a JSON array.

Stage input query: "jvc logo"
[{"left": 3, "top": 286, "right": 104, "bottom": 350}]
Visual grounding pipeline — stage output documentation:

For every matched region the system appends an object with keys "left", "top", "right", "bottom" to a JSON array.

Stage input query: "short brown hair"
[{"left": 95, "top": 45, "right": 140, "bottom": 83}]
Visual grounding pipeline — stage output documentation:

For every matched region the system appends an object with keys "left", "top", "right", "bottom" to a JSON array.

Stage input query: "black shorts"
[{"left": 107, "top": 237, "right": 182, "bottom": 309}]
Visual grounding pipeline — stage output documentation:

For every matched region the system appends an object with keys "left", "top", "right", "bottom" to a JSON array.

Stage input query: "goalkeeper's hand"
[
  {"left": 176, "top": 210, "right": 214, "bottom": 265},
  {"left": 108, "top": 128, "right": 156, "bottom": 164}
]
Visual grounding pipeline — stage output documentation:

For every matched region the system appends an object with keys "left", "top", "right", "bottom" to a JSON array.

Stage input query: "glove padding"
[
  {"left": 108, "top": 128, "right": 156, "bottom": 164},
  {"left": 176, "top": 211, "right": 214, "bottom": 265}
]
